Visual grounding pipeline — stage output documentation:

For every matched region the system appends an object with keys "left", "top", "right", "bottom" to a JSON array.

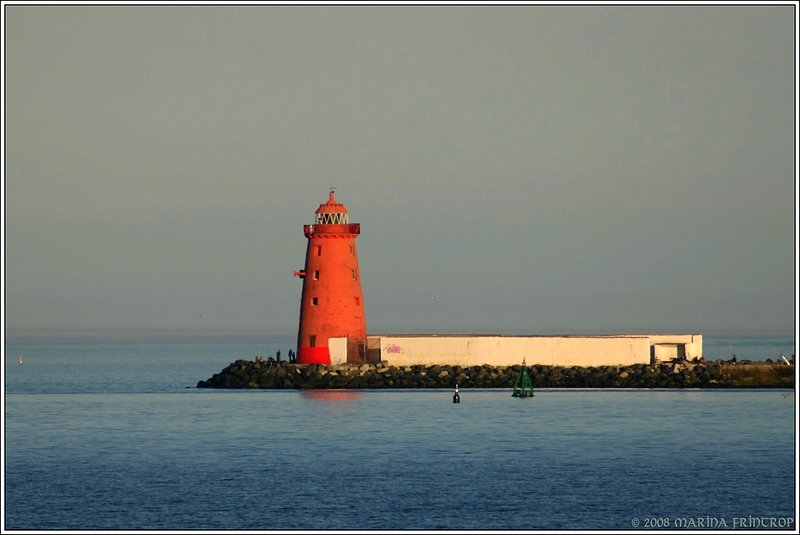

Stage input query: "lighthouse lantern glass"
[{"left": 315, "top": 212, "right": 348, "bottom": 224}]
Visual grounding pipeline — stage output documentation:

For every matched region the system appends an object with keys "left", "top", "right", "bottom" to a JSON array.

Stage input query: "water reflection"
[{"left": 299, "top": 389, "right": 360, "bottom": 402}]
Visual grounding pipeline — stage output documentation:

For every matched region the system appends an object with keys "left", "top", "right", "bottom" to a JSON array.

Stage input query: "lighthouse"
[{"left": 293, "top": 191, "right": 367, "bottom": 365}]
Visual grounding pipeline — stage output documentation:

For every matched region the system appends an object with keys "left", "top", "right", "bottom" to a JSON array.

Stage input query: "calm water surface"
[{"left": 3, "top": 335, "right": 797, "bottom": 530}]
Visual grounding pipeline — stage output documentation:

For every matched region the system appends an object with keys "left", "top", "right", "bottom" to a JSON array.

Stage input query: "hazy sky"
[{"left": 3, "top": 4, "right": 797, "bottom": 338}]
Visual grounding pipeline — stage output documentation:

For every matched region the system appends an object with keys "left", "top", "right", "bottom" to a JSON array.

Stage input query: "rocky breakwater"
[{"left": 196, "top": 360, "right": 795, "bottom": 389}]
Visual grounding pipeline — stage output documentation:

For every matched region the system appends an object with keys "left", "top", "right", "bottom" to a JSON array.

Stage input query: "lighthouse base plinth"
[{"left": 298, "top": 346, "right": 331, "bottom": 366}]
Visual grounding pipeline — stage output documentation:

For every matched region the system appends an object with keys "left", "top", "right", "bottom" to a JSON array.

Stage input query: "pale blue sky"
[{"left": 3, "top": 4, "right": 797, "bottom": 338}]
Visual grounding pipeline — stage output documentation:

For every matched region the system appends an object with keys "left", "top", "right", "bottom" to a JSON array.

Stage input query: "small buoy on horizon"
[{"left": 453, "top": 383, "right": 460, "bottom": 404}]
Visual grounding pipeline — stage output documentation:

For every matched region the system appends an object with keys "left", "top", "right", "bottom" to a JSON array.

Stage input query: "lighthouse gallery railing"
[{"left": 304, "top": 223, "right": 361, "bottom": 237}]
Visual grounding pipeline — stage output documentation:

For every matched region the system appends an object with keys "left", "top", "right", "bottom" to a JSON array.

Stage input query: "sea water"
[{"left": 3, "top": 334, "right": 797, "bottom": 531}]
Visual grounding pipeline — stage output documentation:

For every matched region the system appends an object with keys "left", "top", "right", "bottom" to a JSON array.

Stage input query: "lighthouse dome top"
[{"left": 314, "top": 190, "right": 349, "bottom": 224}]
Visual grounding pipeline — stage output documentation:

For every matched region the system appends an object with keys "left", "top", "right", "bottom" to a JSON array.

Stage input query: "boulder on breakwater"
[{"left": 196, "top": 360, "right": 794, "bottom": 389}]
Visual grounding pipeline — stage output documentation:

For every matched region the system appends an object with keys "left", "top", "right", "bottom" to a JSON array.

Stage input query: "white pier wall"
[{"left": 363, "top": 334, "right": 703, "bottom": 367}]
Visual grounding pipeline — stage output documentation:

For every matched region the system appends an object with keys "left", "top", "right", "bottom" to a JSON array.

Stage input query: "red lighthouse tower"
[{"left": 293, "top": 191, "right": 367, "bottom": 365}]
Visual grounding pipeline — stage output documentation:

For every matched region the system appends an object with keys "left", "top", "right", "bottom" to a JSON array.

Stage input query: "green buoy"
[{"left": 512, "top": 358, "right": 535, "bottom": 398}]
